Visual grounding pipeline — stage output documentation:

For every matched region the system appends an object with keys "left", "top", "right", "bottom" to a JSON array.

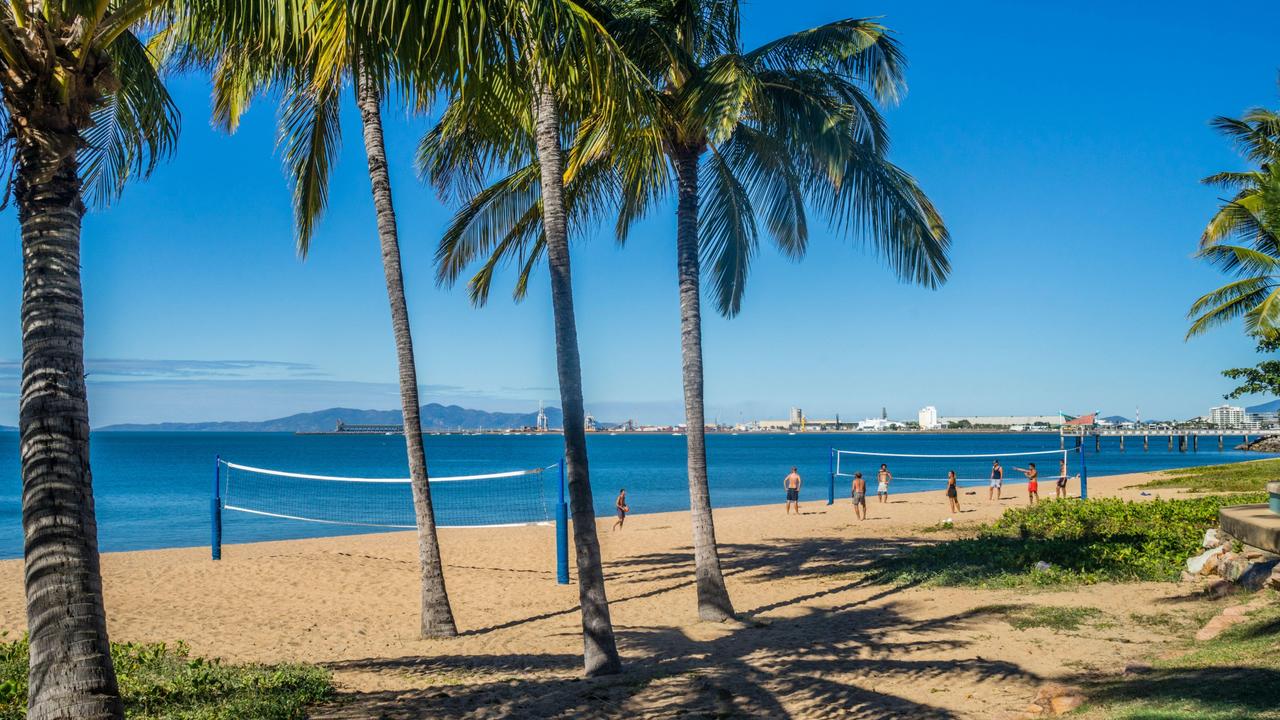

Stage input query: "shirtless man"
[
  {"left": 988, "top": 459, "right": 1004, "bottom": 500},
  {"left": 1014, "top": 463, "right": 1039, "bottom": 504},
  {"left": 784, "top": 467, "right": 802, "bottom": 514},
  {"left": 851, "top": 471, "right": 867, "bottom": 520},
  {"left": 612, "top": 489, "right": 629, "bottom": 531},
  {"left": 1056, "top": 458, "right": 1070, "bottom": 499},
  {"left": 876, "top": 464, "right": 892, "bottom": 504}
]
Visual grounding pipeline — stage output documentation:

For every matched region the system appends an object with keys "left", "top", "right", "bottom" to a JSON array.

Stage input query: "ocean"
[{"left": 0, "top": 431, "right": 1269, "bottom": 559}]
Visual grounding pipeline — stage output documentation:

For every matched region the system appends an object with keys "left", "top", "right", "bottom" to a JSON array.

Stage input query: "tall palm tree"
[
  {"left": 0, "top": 0, "right": 179, "bottom": 716},
  {"left": 441, "top": 1, "right": 949, "bottom": 622},
  {"left": 1188, "top": 104, "right": 1280, "bottom": 340},
  {"left": 419, "top": 3, "right": 642, "bottom": 676},
  {"left": 175, "top": 3, "right": 469, "bottom": 638}
]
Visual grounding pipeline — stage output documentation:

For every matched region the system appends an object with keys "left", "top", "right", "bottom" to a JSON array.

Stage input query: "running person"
[
  {"left": 612, "top": 489, "right": 629, "bottom": 531},
  {"left": 1014, "top": 463, "right": 1039, "bottom": 504},
  {"left": 1056, "top": 458, "right": 1070, "bottom": 499},
  {"left": 945, "top": 470, "right": 960, "bottom": 514},
  {"left": 988, "top": 459, "right": 1004, "bottom": 501},
  {"left": 852, "top": 472, "right": 867, "bottom": 521},
  {"left": 784, "top": 467, "right": 802, "bottom": 514},
  {"left": 876, "top": 464, "right": 892, "bottom": 504}
]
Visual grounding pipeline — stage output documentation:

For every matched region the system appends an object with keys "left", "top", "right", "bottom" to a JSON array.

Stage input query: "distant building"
[
  {"left": 789, "top": 407, "right": 803, "bottom": 426},
  {"left": 939, "top": 415, "right": 1060, "bottom": 428},
  {"left": 918, "top": 406, "right": 940, "bottom": 430},
  {"left": 584, "top": 411, "right": 598, "bottom": 432},
  {"left": 1209, "top": 404, "right": 1245, "bottom": 428}
]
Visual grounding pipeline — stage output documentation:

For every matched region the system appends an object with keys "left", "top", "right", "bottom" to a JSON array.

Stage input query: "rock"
[
  {"left": 1219, "top": 555, "right": 1252, "bottom": 582},
  {"left": 1202, "top": 552, "right": 1223, "bottom": 576},
  {"left": 1187, "top": 545, "right": 1226, "bottom": 575},
  {"left": 1203, "top": 528, "right": 1219, "bottom": 548},
  {"left": 1238, "top": 559, "right": 1280, "bottom": 591},
  {"left": 1208, "top": 579, "right": 1236, "bottom": 598},
  {"left": 1020, "top": 703, "right": 1046, "bottom": 718},
  {"left": 1049, "top": 694, "right": 1085, "bottom": 715},
  {"left": 1181, "top": 570, "right": 1197, "bottom": 583},
  {"left": 1267, "top": 567, "right": 1280, "bottom": 590}
]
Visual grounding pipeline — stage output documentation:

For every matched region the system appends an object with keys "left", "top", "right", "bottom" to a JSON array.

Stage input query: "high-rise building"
[
  {"left": 789, "top": 407, "right": 803, "bottom": 427},
  {"left": 918, "top": 406, "right": 940, "bottom": 430},
  {"left": 1209, "top": 404, "right": 1245, "bottom": 427}
]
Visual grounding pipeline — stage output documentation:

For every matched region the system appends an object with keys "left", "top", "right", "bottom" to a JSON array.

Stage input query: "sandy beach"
[{"left": 0, "top": 472, "right": 1227, "bottom": 718}]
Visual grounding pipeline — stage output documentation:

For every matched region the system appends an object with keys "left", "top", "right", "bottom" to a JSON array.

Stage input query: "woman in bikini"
[{"left": 945, "top": 470, "right": 960, "bottom": 514}]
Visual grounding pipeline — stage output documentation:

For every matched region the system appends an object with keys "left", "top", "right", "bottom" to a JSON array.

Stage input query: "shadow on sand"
[{"left": 311, "top": 537, "right": 1039, "bottom": 719}]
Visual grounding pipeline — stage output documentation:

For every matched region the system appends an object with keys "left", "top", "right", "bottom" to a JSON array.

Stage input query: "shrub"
[
  {"left": 0, "top": 637, "right": 330, "bottom": 720},
  {"left": 873, "top": 493, "right": 1267, "bottom": 587}
]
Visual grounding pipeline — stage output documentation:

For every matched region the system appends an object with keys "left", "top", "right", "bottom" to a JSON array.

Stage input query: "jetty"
[{"left": 1060, "top": 426, "right": 1280, "bottom": 451}]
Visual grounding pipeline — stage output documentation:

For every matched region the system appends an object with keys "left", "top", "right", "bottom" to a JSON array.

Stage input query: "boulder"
[
  {"left": 1187, "top": 546, "right": 1226, "bottom": 575},
  {"left": 1202, "top": 552, "right": 1223, "bottom": 576},
  {"left": 1203, "top": 528, "right": 1219, "bottom": 548},
  {"left": 1030, "top": 684, "right": 1086, "bottom": 716},
  {"left": 1267, "top": 566, "right": 1280, "bottom": 591},
  {"left": 1238, "top": 559, "right": 1280, "bottom": 592}
]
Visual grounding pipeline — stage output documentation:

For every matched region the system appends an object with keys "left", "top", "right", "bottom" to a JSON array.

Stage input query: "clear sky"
[{"left": 2, "top": 0, "right": 1278, "bottom": 427}]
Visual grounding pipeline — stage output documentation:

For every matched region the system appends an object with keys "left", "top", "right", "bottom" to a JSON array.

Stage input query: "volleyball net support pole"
[
  {"left": 827, "top": 448, "right": 835, "bottom": 505},
  {"left": 1079, "top": 443, "right": 1089, "bottom": 500},
  {"left": 555, "top": 458, "right": 569, "bottom": 585},
  {"left": 211, "top": 455, "right": 222, "bottom": 561}
]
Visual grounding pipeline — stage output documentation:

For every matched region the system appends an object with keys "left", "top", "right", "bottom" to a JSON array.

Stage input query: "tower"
[{"left": 536, "top": 402, "right": 549, "bottom": 432}]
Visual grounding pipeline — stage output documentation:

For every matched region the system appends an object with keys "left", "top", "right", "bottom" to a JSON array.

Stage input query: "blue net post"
[
  {"left": 211, "top": 455, "right": 222, "bottom": 561},
  {"left": 1079, "top": 445, "right": 1089, "bottom": 500},
  {"left": 827, "top": 448, "right": 835, "bottom": 505},
  {"left": 555, "top": 458, "right": 569, "bottom": 585}
]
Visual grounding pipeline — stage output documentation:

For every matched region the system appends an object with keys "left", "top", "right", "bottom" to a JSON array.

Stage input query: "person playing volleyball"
[
  {"left": 1056, "top": 458, "right": 1070, "bottom": 499},
  {"left": 784, "top": 467, "right": 802, "bottom": 514},
  {"left": 612, "top": 489, "right": 629, "bottom": 531},
  {"left": 876, "top": 464, "right": 891, "bottom": 503},
  {"left": 1014, "top": 463, "right": 1039, "bottom": 504},
  {"left": 945, "top": 470, "right": 960, "bottom": 514},
  {"left": 988, "top": 459, "right": 1003, "bottom": 500},
  {"left": 851, "top": 472, "right": 867, "bottom": 520}
]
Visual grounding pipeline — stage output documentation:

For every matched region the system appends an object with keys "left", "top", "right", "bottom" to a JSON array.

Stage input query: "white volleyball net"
[
  {"left": 833, "top": 446, "right": 1081, "bottom": 490},
  {"left": 217, "top": 459, "right": 555, "bottom": 529}
]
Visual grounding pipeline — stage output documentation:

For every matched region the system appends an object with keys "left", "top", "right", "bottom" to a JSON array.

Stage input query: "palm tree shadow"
[{"left": 313, "top": 536, "right": 1037, "bottom": 718}]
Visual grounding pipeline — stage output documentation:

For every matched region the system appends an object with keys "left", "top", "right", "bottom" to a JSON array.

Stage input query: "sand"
[{"left": 0, "top": 472, "right": 1224, "bottom": 718}]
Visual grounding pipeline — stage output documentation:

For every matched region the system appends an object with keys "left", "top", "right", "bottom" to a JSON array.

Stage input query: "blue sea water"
[{"left": 0, "top": 431, "right": 1269, "bottom": 559}]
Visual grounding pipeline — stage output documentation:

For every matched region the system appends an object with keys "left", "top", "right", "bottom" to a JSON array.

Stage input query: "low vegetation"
[
  {"left": 873, "top": 493, "right": 1267, "bottom": 587},
  {"left": 1145, "top": 458, "right": 1280, "bottom": 493},
  {"left": 0, "top": 637, "right": 330, "bottom": 720},
  {"left": 974, "top": 604, "right": 1105, "bottom": 631},
  {"left": 1080, "top": 593, "right": 1280, "bottom": 719}
]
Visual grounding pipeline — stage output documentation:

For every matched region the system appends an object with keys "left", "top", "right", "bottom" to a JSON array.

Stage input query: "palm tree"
[
  {"left": 1188, "top": 104, "right": 1280, "bottom": 340},
  {"left": 440, "top": 2, "right": 950, "bottom": 622},
  {"left": 0, "top": 1, "right": 179, "bottom": 716},
  {"left": 419, "top": 3, "right": 641, "bottom": 676},
  {"left": 177, "top": 3, "right": 468, "bottom": 637}
]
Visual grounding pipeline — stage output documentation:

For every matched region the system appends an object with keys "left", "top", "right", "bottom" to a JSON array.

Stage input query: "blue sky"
[{"left": 1, "top": 0, "right": 1278, "bottom": 426}]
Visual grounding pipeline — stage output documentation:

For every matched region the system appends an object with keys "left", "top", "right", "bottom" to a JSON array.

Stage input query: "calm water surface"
[{"left": 0, "top": 431, "right": 1268, "bottom": 558}]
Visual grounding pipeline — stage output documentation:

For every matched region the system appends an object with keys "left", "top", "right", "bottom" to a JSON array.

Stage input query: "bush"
[
  {"left": 873, "top": 493, "right": 1267, "bottom": 587},
  {"left": 0, "top": 637, "right": 330, "bottom": 720}
]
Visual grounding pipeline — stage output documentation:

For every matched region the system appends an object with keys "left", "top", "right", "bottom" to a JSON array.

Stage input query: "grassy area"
[
  {"left": 974, "top": 604, "right": 1105, "bottom": 631},
  {"left": 872, "top": 493, "right": 1267, "bottom": 587},
  {"left": 0, "top": 637, "right": 330, "bottom": 720},
  {"left": 1081, "top": 593, "right": 1280, "bottom": 719},
  {"left": 1146, "top": 458, "right": 1280, "bottom": 493}
]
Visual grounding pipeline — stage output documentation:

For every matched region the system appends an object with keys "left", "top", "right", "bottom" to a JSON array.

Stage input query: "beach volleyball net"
[
  {"left": 216, "top": 459, "right": 554, "bottom": 529},
  {"left": 211, "top": 457, "right": 572, "bottom": 584},
  {"left": 828, "top": 445, "right": 1087, "bottom": 500}
]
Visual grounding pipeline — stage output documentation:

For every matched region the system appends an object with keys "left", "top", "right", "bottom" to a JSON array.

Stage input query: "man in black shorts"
[
  {"left": 784, "top": 467, "right": 802, "bottom": 514},
  {"left": 852, "top": 472, "right": 867, "bottom": 520}
]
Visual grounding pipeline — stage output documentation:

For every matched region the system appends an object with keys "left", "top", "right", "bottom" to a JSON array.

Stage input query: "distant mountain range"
[{"left": 97, "top": 404, "right": 565, "bottom": 432}]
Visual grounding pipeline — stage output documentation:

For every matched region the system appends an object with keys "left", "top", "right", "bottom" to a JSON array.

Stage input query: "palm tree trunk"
[
  {"left": 16, "top": 129, "right": 124, "bottom": 718},
  {"left": 531, "top": 78, "right": 621, "bottom": 676},
  {"left": 355, "top": 66, "right": 457, "bottom": 638},
  {"left": 673, "top": 146, "right": 735, "bottom": 622}
]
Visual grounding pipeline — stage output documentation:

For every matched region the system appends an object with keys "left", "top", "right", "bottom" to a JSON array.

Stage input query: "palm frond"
[
  {"left": 700, "top": 144, "right": 758, "bottom": 317},
  {"left": 80, "top": 29, "right": 180, "bottom": 208},
  {"left": 278, "top": 79, "right": 342, "bottom": 255}
]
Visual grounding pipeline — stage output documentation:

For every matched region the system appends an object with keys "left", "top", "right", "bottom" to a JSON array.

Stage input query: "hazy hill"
[{"left": 97, "top": 404, "right": 565, "bottom": 432}]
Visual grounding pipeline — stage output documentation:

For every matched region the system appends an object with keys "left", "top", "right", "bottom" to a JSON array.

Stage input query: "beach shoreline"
[{"left": 0, "top": 466, "right": 1237, "bottom": 718}]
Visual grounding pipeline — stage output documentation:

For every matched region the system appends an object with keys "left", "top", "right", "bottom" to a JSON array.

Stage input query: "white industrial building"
[{"left": 918, "top": 406, "right": 940, "bottom": 430}]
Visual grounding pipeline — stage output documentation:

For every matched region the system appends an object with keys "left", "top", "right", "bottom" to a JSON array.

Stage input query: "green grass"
[
  {"left": 872, "top": 493, "right": 1267, "bottom": 588},
  {"left": 0, "top": 637, "right": 331, "bottom": 720},
  {"left": 974, "top": 604, "right": 1105, "bottom": 631},
  {"left": 1145, "top": 458, "right": 1280, "bottom": 493},
  {"left": 1081, "top": 594, "right": 1280, "bottom": 719}
]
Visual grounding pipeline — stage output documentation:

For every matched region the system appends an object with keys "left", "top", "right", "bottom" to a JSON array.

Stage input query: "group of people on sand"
[{"left": 783, "top": 457, "right": 1075, "bottom": 521}]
